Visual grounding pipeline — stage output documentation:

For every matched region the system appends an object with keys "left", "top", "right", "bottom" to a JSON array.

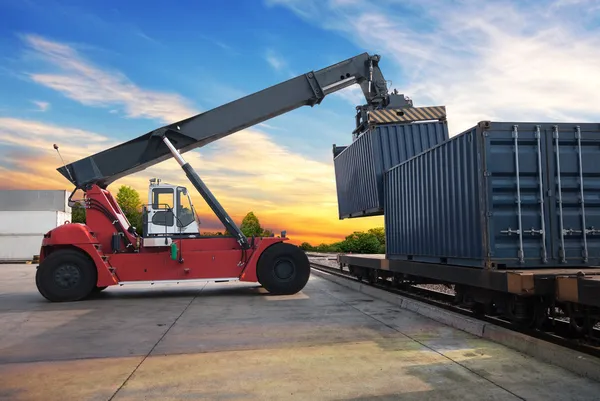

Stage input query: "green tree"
[
  {"left": 316, "top": 243, "right": 332, "bottom": 252},
  {"left": 71, "top": 203, "right": 86, "bottom": 224},
  {"left": 116, "top": 185, "right": 143, "bottom": 235},
  {"left": 329, "top": 242, "right": 344, "bottom": 253},
  {"left": 296, "top": 228, "right": 384, "bottom": 254},
  {"left": 240, "top": 211, "right": 263, "bottom": 237},
  {"left": 116, "top": 185, "right": 141, "bottom": 214},
  {"left": 299, "top": 242, "right": 314, "bottom": 251},
  {"left": 340, "top": 231, "right": 381, "bottom": 254},
  {"left": 368, "top": 227, "right": 385, "bottom": 246}
]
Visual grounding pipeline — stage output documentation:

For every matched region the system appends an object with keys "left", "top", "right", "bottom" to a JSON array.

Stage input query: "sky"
[{"left": 0, "top": 0, "right": 599, "bottom": 245}]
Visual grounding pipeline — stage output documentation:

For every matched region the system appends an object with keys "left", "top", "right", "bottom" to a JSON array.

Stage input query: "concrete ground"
[{"left": 1, "top": 264, "right": 599, "bottom": 401}]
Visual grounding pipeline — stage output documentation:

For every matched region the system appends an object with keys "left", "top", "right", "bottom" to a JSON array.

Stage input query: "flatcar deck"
[
  {"left": 339, "top": 254, "right": 600, "bottom": 296},
  {"left": 557, "top": 274, "right": 600, "bottom": 307}
]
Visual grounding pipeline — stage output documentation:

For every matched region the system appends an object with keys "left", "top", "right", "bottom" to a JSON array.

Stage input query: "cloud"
[
  {"left": 257, "top": 122, "right": 288, "bottom": 133},
  {"left": 0, "top": 117, "right": 113, "bottom": 155},
  {"left": 0, "top": 117, "right": 116, "bottom": 191},
  {"left": 264, "top": 48, "right": 298, "bottom": 78},
  {"left": 269, "top": 0, "right": 600, "bottom": 135},
  {"left": 133, "top": 29, "right": 161, "bottom": 46},
  {"left": 3, "top": 34, "right": 379, "bottom": 244},
  {"left": 31, "top": 100, "right": 50, "bottom": 112},
  {"left": 20, "top": 34, "right": 197, "bottom": 124},
  {"left": 550, "top": 0, "right": 600, "bottom": 9},
  {"left": 198, "top": 34, "right": 238, "bottom": 55},
  {"left": 265, "top": 48, "right": 286, "bottom": 71},
  {"left": 331, "top": 85, "right": 364, "bottom": 106},
  {"left": 0, "top": 116, "right": 377, "bottom": 244}
]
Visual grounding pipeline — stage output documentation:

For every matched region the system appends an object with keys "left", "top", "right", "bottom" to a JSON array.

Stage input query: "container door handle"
[
  {"left": 575, "top": 126, "right": 588, "bottom": 263},
  {"left": 554, "top": 125, "right": 566, "bottom": 263},
  {"left": 535, "top": 125, "right": 547, "bottom": 263},
  {"left": 512, "top": 125, "right": 525, "bottom": 263}
]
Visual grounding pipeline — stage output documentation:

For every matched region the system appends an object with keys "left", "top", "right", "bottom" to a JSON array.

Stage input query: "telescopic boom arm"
[
  {"left": 56, "top": 53, "right": 412, "bottom": 250},
  {"left": 58, "top": 53, "right": 409, "bottom": 189}
]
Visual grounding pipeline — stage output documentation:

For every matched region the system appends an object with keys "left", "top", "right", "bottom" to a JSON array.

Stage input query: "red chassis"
[{"left": 35, "top": 185, "right": 310, "bottom": 302}]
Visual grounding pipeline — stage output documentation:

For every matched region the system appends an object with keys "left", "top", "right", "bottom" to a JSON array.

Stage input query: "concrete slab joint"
[{"left": 2, "top": 262, "right": 600, "bottom": 400}]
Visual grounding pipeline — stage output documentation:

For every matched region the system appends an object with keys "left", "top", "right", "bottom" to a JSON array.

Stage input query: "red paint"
[
  {"left": 85, "top": 185, "right": 139, "bottom": 253},
  {"left": 40, "top": 184, "right": 285, "bottom": 287}
]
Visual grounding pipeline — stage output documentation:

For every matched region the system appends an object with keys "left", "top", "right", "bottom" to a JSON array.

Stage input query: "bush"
[
  {"left": 368, "top": 227, "right": 385, "bottom": 246},
  {"left": 301, "top": 228, "right": 385, "bottom": 254},
  {"left": 299, "top": 242, "right": 314, "bottom": 251},
  {"left": 340, "top": 231, "right": 381, "bottom": 254}
]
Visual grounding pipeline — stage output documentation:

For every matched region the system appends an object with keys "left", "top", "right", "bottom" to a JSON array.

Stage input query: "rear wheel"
[
  {"left": 36, "top": 249, "right": 97, "bottom": 302},
  {"left": 257, "top": 243, "right": 310, "bottom": 295}
]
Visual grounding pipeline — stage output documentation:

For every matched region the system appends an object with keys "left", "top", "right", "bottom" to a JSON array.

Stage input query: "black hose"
[{"left": 86, "top": 199, "right": 134, "bottom": 249}]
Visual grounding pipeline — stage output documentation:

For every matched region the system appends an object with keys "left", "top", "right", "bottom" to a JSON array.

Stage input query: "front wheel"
[
  {"left": 36, "top": 249, "right": 98, "bottom": 302},
  {"left": 256, "top": 243, "right": 310, "bottom": 295}
]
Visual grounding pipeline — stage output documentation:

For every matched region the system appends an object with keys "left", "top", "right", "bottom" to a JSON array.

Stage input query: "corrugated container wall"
[
  {"left": 0, "top": 190, "right": 71, "bottom": 261},
  {"left": 384, "top": 121, "right": 600, "bottom": 269},
  {"left": 0, "top": 211, "right": 71, "bottom": 261},
  {"left": 0, "top": 190, "right": 70, "bottom": 212},
  {"left": 334, "top": 121, "right": 449, "bottom": 219}
]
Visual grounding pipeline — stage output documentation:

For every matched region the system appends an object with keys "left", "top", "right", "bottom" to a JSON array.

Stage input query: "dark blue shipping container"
[
  {"left": 384, "top": 121, "right": 600, "bottom": 268},
  {"left": 334, "top": 121, "right": 449, "bottom": 219}
]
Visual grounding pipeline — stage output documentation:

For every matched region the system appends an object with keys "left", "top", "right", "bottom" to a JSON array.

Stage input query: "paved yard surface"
[{"left": 1, "top": 263, "right": 599, "bottom": 401}]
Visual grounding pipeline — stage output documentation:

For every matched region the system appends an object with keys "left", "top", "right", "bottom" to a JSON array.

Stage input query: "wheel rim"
[
  {"left": 274, "top": 258, "right": 295, "bottom": 280},
  {"left": 53, "top": 264, "right": 81, "bottom": 289}
]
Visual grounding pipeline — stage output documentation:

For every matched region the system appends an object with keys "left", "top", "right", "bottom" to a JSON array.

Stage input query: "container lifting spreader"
[{"left": 36, "top": 53, "right": 412, "bottom": 302}]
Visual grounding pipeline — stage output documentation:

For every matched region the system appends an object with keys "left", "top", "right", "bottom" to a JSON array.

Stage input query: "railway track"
[{"left": 309, "top": 259, "right": 600, "bottom": 360}]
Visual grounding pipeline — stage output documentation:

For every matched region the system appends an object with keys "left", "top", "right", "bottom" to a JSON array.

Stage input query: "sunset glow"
[{"left": 2, "top": 0, "right": 597, "bottom": 246}]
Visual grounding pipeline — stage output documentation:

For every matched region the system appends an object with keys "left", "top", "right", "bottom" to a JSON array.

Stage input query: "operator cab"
[{"left": 143, "top": 178, "right": 199, "bottom": 237}]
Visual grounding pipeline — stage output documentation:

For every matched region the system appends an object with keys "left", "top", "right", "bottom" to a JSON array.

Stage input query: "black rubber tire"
[
  {"left": 256, "top": 243, "right": 310, "bottom": 295},
  {"left": 35, "top": 249, "right": 97, "bottom": 302}
]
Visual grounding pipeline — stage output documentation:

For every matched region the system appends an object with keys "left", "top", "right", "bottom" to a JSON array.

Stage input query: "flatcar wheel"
[
  {"left": 566, "top": 303, "right": 598, "bottom": 336},
  {"left": 532, "top": 302, "right": 550, "bottom": 330},
  {"left": 505, "top": 295, "right": 535, "bottom": 326},
  {"left": 367, "top": 271, "right": 377, "bottom": 285}
]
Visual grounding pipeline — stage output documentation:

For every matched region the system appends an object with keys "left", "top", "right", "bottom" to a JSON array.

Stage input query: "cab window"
[{"left": 177, "top": 187, "right": 195, "bottom": 227}]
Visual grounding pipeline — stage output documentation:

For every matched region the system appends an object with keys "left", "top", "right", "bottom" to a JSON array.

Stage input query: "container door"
[
  {"left": 546, "top": 124, "right": 600, "bottom": 266},
  {"left": 485, "top": 124, "right": 550, "bottom": 267}
]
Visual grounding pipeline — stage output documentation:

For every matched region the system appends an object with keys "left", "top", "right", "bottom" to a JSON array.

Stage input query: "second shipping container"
[
  {"left": 384, "top": 121, "right": 600, "bottom": 268},
  {"left": 333, "top": 121, "right": 449, "bottom": 219}
]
